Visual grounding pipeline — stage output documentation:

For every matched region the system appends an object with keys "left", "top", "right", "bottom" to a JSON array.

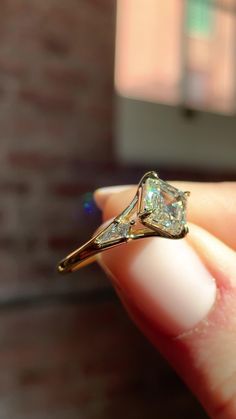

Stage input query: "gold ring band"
[{"left": 57, "top": 171, "right": 190, "bottom": 274}]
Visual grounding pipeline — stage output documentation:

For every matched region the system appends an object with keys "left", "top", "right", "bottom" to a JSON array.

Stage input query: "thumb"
[{"left": 94, "top": 186, "right": 236, "bottom": 419}]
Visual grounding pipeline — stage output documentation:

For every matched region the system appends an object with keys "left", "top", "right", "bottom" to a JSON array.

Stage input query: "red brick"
[
  {"left": 44, "top": 66, "right": 88, "bottom": 87},
  {"left": 0, "top": 58, "right": 27, "bottom": 78},
  {"left": 42, "top": 36, "right": 70, "bottom": 55},
  {"left": 19, "top": 88, "right": 76, "bottom": 112},
  {"left": 86, "top": 104, "right": 112, "bottom": 121},
  {"left": 8, "top": 151, "right": 60, "bottom": 170},
  {"left": 0, "top": 0, "right": 115, "bottom": 298},
  {"left": 0, "top": 180, "right": 29, "bottom": 195}
]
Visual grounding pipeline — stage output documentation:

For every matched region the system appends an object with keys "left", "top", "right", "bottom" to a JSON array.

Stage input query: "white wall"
[{"left": 115, "top": 96, "right": 236, "bottom": 171}]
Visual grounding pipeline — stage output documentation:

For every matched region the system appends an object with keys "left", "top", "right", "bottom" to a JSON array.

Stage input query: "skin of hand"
[{"left": 94, "top": 181, "right": 236, "bottom": 419}]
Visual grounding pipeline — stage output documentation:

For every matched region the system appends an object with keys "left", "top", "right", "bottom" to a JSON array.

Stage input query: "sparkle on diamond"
[{"left": 140, "top": 177, "right": 186, "bottom": 236}]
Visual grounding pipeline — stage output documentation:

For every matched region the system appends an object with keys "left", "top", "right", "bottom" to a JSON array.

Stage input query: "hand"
[{"left": 94, "top": 181, "right": 236, "bottom": 419}]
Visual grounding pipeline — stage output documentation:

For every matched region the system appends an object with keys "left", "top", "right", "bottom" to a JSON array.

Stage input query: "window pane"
[
  {"left": 115, "top": 0, "right": 182, "bottom": 104},
  {"left": 115, "top": 0, "right": 236, "bottom": 114}
]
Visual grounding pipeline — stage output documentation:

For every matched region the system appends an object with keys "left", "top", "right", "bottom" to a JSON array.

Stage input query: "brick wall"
[{"left": 0, "top": 0, "right": 115, "bottom": 297}]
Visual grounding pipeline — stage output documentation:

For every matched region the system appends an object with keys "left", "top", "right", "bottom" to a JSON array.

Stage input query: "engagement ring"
[{"left": 58, "top": 171, "right": 190, "bottom": 273}]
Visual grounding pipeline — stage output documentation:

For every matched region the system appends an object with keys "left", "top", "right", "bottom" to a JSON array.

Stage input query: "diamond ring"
[{"left": 57, "top": 171, "right": 190, "bottom": 274}]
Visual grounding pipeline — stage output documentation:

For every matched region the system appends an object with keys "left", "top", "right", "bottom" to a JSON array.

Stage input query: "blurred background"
[{"left": 0, "top": 0, "right": 235, "bottom": 418}]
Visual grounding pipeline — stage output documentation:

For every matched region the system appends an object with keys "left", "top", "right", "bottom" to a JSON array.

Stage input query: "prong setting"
[{"left": 184, "top": 191, "right": 191, "bottom": 198}]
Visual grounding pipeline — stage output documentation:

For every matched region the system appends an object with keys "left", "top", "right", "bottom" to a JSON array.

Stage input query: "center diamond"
[{"left": 139, "top": 176, "right": 187, "bottom": 237}]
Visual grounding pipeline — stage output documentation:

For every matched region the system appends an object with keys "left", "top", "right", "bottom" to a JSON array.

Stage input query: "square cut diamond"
[{"left": 140, "top": 177, "right": 187, "bottom": 236}]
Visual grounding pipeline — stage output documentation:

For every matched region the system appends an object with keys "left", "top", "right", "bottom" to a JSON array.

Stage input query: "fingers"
[
  {"left": 94, "top": 181, "right": 236, "bottom": 250},
  {"left": 94, "top": 186, "right": 236, "bottom": 418},
  {"left": 98, "top": 225, "right": 217, "bottom": 336}
]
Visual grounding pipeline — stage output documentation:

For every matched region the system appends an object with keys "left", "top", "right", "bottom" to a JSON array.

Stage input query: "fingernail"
[
  {"left": 99, "top": 238, "right": 216, "bottom": 336},
  {"left": 94, "top": 185, "right": 132, "bottom": 209}
]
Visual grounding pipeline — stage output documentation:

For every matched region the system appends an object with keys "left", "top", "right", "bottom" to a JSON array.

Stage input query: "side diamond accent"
[{"left": 95, "top": 222, "right": 130, "bottom": 246}]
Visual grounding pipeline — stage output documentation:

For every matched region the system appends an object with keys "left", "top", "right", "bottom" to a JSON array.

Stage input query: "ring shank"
[
  {"left": 58, "top": 237, "right": 99, "bottom": 273},
  {"left": 57, "top": 232, "right": 129, "bottom": 273},
  {"left": 58, "top": 254, "right": 97, "bottom": 273}
]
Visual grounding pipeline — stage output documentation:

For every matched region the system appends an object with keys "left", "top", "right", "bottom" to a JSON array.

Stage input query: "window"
[{"left": 115, "top": 0, "right": 236, "bottom": 114}]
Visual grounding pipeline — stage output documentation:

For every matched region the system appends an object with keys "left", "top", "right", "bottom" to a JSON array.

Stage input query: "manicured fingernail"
[
  {"left": 94, "top": 185, "right": 132, "bottom": 209},
  {"left": 99, "top": 237, "right": 216, "bottom": 336}
]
